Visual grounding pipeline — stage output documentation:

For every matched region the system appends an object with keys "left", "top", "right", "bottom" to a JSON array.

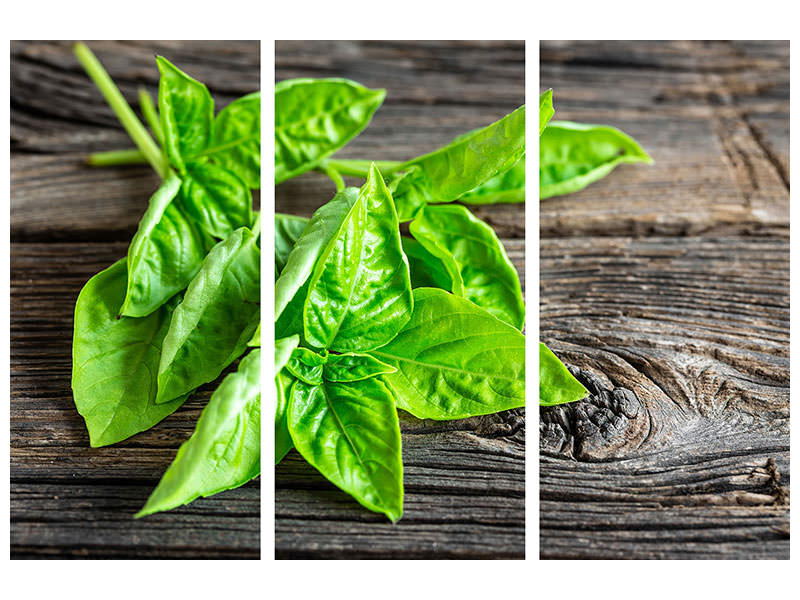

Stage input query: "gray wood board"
[
  {"left": 275, "top": 40, "right": 526, "bottom": 559},
  {"left": 540, "top": 40, "right": 789, "bottom": 560},
  {"left": 10, "top": 41, "right": 261, "bottom": 559}
]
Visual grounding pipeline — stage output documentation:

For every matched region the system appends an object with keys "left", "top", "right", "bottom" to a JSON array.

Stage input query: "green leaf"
[
  {"left": 390, "top": 105, "right": 526, "bottom": 220},
  {"left": 136, "top": 349, "right": 261, "bottom": 517},
  {"left": 247, "top": 323, "right": 261, "bottom": 347},
  {"left": 372, "top": 288, "right": 525, "bottom": 420},
  {"left": 275, "top": 188, "right": 358, "bottom": 321},
  {"left": 540, "top": 120, "right": 653, "bottom": 199},
  {"left": 120, "top": 175, "right": 212, "bottom": 318},
  {"left": 275, "top": 335, "right": 300, "bottom": 374},
  {"left": 304, "top": 164, "right": 412, "bottom": 352},
  {"left": 274, "top": 213, "right": 309, "bottom": 276},
  {"left": 458, "top": 156, "right": 525, "bottom": 205},
  {"left": 275, "top": 78, "right": 385, "bottom": 183},
  {"left": 275, "top": 370, "right": 295, "bottom": 464},
  {"left": 409, "top": 204, "right": 525, "bottom": 329},
  {"left": 157, "top": 56, "right": 213, "bottom": 172},
  {"left": 285, "top": 347, "right": 327, "bottom": 386},
  {"left": 401, "top": 236, "right": 454, "bottom": 291},
  {"left": 157, "top": 227, "right": 260, "bottom": 404},
  {"left": 210, "top": 91, "right": 261, "bottom": 188},
  {"left": 539, "top": 342, "right": 588, "bottom": 406},
  {"left": 72, "top": 259, "right": 189, "bottom": 447},
  {"left": 539, "top": 89, "right": 554, "bottom": 136},
  {"left": 288, "top": 377, "right": 403, "bottom": 522},
  {"left": 324, "top": 353, "right": 396, "bottom": 383},
  {"left": 180, "top": 161, "right": 253, "bottom": 239}
]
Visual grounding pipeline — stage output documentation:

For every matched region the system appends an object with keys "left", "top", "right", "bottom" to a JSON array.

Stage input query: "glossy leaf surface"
[
  {"left": 181, "top": 161, "right": 253, "bottom": 239},
  {"left": 288, "top": 377, "right": 403, "bottom": 521},
  {"left": 304, "top": 164, "right": 412, "bottom": 352},
  {"left": 539, "top": 342, "right": 588, "bottom": 406},
  {"left": 285, "top": 347, "right": 327, "bottom": 385},
  {"left": 458, "top": 156, "right": 525, "bottom": 205},
  {"left": 372, "top": 288, "right": 525, "bottom": 420},
  {"left": 121, "top": 175, "right": 212, "bottom": 317},
  {"left": 157, "top": 227, "right": 260, "bottom": 404},
  {"left": 409, "top": 204, "right": 524, "bottom": 329},
  {"left": 274, "top": 188, "right": 357, "bottom": 321},
  {"left": 401, "top": 236, "right": 454, "bottom": 291},
  {"left": 137, "top": 349, "right": 261, "bottom": 517},
  {"left": 275, "top": 213, "right": 309, "bottom": 276},
  {"left": 275, "top": 78, "right": 385, "bottom": 183},
  {"left": 539, "top": 89, "right": 554, "bottom": 136},
  {"left": 324, "top": 353, "right": 395, "bottom": 383},
  {"left": 275, "top": 370, "right": 295, "bottom": 464},
  {"left": 390, "top": 105, "right": 526, "bottom": 220},
  {"left": 211, "top": 91, "right": 261, "bottom": 188},
  {"left": 275, "top": 335, "right": 300, "bottom": 463},
  {"left": 157, "top": 56, "right": 213, "bottom": 172},
  {"left": 72, "top": 259, "right": 188, "bottom": 447},
  {"left": 540, "top": 120, "right": 653, "bottom": 199}
]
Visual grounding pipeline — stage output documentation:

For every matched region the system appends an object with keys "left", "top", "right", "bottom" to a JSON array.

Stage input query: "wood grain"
[
  {"left": 275, "top": 40, "right": 526, "bottom": 559},
  {"left": 10, "top": 41, "right": 260, "bottom": 559},
  {"left": 540, "top": 40, "right": 789, "bottom": 560}
]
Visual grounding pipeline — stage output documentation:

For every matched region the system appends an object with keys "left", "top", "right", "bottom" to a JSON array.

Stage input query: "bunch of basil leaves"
[
  {"left": 275, "top": 78, "right": 526, "bottom": 521},
  {"left": 538, "top": 89, "right": 652, "bottom": 406},
  {"left": 70, "top": 43, "right": 261, "bottom": 517}
]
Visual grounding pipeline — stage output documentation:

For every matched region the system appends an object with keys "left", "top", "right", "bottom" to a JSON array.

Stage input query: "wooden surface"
[
  {"left": 275, "top": 40, "right": 526, "bottom": 559},
  {"left": 10, "top": 40, "right": 261, "bottom": 559},
  {"left": 539, "top": 40, "right": 789, "bottom": 559}
]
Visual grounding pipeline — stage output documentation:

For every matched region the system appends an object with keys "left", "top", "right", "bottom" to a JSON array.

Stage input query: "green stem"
[
  {"left": 73, "top": 42, "right": 169, "bottom": 179},
  {"left": 138, "top": 87, "right": 163, "bottom": 147},
  {"left": 251, "top": 212, "right": 262, "bottom": 239},
  {"left": 320, "top": 163, "right": 346, "bottom": 192},
  {"left": 86, "top": 148, "right": 148, "bottom": 167},
  {"left": 324, "top": 159, "right": 403, "bottom": 178}
]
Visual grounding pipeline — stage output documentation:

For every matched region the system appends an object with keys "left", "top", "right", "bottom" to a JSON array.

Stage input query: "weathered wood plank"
[
  {"left": 539, "top": 41, "right": 788, "bottom": 560},
  {"left": 540, "top": 235, "right": 789, "bottom": 559},
  {"left": 275, "top": 41, "right": 526, "bottom": 558}
]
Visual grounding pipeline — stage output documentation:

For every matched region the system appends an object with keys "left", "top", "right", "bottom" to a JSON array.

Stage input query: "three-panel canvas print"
[{"left": 8, "top": 40, "right": 789, "bottom": 561}]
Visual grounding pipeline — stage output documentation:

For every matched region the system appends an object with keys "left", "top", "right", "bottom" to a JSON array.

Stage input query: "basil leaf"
[
  {"left": 288, "top": 377, "right": 403, "bottom": 522},
  {"left": 372, "top": 287, "right": 525, "bottom": 420},
  {"left": 275, "top": 188, "right": 358, "bottom": 321},
  {"left": 324, "top": 353, "right": 396, "bottom": 383},
  {"left": 540, "top": 120, "right": 652, "bottom": 199},
  {"left": 539, "top": 342, "right": 588, "bottom": 406},
  {"left": 275, "top": 78, "right": 385, "bottom": 183},
  {"left": 248, "top": 323, "right": 261, "bottom": 347},
  {"left": 409, "top": 204, "right": 525, "bottom": 329},
  {"left": 157, "top": 56, "right": 213, "bottom": 172},
  {"left": 401, "top": 236, "right": 454, "bottom": 291},
  {"left": 72, "top": 259, "right": 188, "bottom": 447},
  {"left": 390, "top": 104, "right": 526, "bottom": 220},
  {"left": 136, "top": 349, "right": 261, "bottom": 517},
  {"left": 275, "top": 335, "right": 300, "bottom": 464},
  {"left": 458, "top": 156, "right": 525, "bottom": 205},
  {"left": 304, "top": 164, "right": 413, "bottom": 352},
  {"left": 275, "top": 370, "right": 295, "bottom": 464},
  {"left": 275, "top": 335, "right": 300, "bottom": 374},
  {"left": 181, "top": 161, "right": 253, "bottom": 239},
  {"left": 210, "top": 91, "right": 260, "bottom": 189},
  {"left": 285, "top": 347, "right": 327, "bottom": 386},
  {"left": 275, "top": 213, "right": 309, "bottom": 276},
  {"left": 157, "top": 227, "right": 260, "bottom": 404},
  {"left": 120, "top": 175, "right": 212, "bottom": 318},
  {"left": 539, "top": 89, "right": 554, "bottom": 136}
]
